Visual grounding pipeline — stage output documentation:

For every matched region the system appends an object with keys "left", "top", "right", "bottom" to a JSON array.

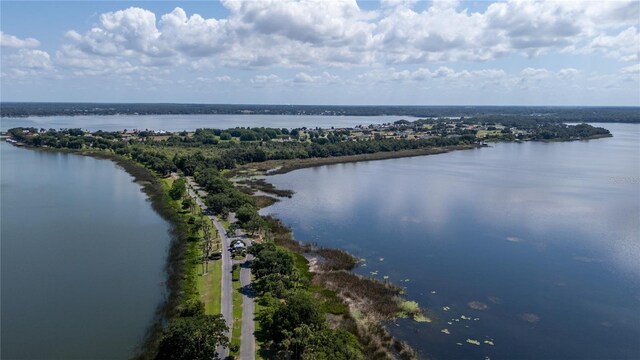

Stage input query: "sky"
[{"left": 1, "top": 0, "right": 639, "bottom": 105}]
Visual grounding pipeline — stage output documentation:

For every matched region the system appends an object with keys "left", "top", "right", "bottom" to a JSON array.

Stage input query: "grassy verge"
[
  {"left": 230, "top": 266, "right": 243, "bottom": 357},
  {"left": 196, "top": 259, "right": 222, "bottom": 315},
  {"left": 253, "top": 272, "right": 263, "bottom": 360}
]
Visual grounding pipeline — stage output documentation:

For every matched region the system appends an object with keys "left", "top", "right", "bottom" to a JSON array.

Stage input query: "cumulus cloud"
[
  {"left": 520, "top": 67, "right": 553, "bottom": 79},
  {"left": 8, "top": 49, "right": 52, "bottom": 69},
  {"left": 586, "top": 26, "right": 640, "bottom": 62},
  {"left": 252, "top": 74, "right": 282, "bottom": 84},
  {"left": 2, "top": 49, "right": 55, "bottom": 80},
  {"left": 294, "top": 71, "right": 340, "bottom": 83},
  {"left": 358, "top": 66, "right": 508, "bottom": 83},
  {"left": 0, "top": 31, "right": 40, "bottom": 48},
  {"left": 53, "top": 1, "right": 640, "bottom": 75},
  {"left": 557, "top": 68, "right": 580, "bottom": 80}
]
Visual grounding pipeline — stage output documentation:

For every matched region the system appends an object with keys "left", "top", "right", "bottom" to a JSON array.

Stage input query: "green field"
[{"left": 196, "top": 259, "right": 222, "bottom": 315}]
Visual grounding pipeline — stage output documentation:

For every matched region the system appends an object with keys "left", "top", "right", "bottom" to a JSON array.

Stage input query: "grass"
[
  {"left": 236, "top": 178, "right": 294, "bottom": 197},
  {"left": 311, "top": 247, "right": 358, "bottom": 271},
  {"left": 196, "top": 259, "right": 222, "bottom": 315},
  {"left": 232, "top": 145, "right": 477, "bottom": 176},
  {"left": 254, "top": 279, "right": 264, "bottom": 360},
  {"left": 477, "top": 129, "right": 502, "bottom": 138},
  {"left": 230, "top": 272, "right": 243, "bottom": 357}
]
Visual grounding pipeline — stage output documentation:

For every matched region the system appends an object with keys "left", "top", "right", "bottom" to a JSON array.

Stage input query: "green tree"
[
  {"left": 269, "top": 291, "right": 324, "bottom": 342},
  {"left": 156, "top": 315, "right": 229, "bottom": 360},
  {"left": 169, "top": 178, "right": 187, "bottom": 200},
  {"left": 277, "top": 325, "right": 364, "bottom": 360},
  {"left": 235, "top": 204, "right": 257, "bottom": 223}
]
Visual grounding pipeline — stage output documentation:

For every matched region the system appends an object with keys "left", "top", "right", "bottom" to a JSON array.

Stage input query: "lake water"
[
  {"left": 0, "top": 114, "right": 412, "bottom": 132},
  {"left": 262, "top": 123, "right": 640, "bottom": 359},
  {"left": 1, "top": 142, "right": 172, "bottom": 359}
]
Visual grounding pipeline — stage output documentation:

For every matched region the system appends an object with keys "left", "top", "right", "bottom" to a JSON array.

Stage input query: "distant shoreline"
[
  {"left": 2, "top": 103, "right": 639, "bottom": 123},
  {"left": 232, "top": 144, "right": 483, "bottom": 176}
]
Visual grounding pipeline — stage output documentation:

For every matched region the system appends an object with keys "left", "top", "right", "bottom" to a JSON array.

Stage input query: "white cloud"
[
  {"left": 294, "top": 71, "right": 341, "bottom": 83},
  {"left": 620, "top": 64, "right": 640, "bottom": 75},
  {"left": 54, "top": 1, "right": 640, "bottom": 76},
  {"left": 159, "top": 7, "right": 230, "bottom": 57},
  {"left": 520, "top": 67, "right": 553, "bottom": 79},
  {"left": 557, "top": 68, "right": 580, "bottom": 80},
  {"left": 586, "top": 27, "right": 640, "bottom": 62},
  {"left": 252, "top": 74, "right": 282, "bottom": 84},
  {"left": 0, "top": 32, "right": 40, "bottom": 48},
  {"left": 8, "top": 49, "right": 52, "bottom": 70}
]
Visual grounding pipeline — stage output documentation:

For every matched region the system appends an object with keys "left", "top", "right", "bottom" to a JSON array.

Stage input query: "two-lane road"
[{"left": 185, "top": 180, "right": 232, "bottom": 360}]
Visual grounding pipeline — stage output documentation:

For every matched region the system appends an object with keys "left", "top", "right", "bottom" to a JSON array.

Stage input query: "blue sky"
[{"left": 1, "top": 0, "right": 639, "bottom": 105}]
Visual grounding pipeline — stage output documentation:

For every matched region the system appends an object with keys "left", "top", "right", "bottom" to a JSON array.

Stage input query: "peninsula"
[{"left": 5, "top": 119, "right": 612, "bottom": 359}]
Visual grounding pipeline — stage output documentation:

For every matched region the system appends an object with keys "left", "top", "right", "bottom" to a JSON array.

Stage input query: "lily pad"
[
  {"left": 468, "top": 301, "right": 489, "bottom": 311},
  {"left": 441, "top": 328, "right": 451, "bottom": 335},
  {"left": 466, "top": 339, "right": 481, "bottom": 346},
  {"left": 414, "top": 314, "right": 431, "bottom": 323},
  {"left": 519, "top": 313, "right": 540, "bottom": 323}
]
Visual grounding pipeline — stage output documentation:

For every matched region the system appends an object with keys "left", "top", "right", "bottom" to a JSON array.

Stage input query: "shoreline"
[
  {"left": 231, "top": 144, "right": 483, "bottom": 177},
  {"left": 5, "top": 130, "right": 613, "bottom": 359},
  {"left": 14, "top": 146, "right": 190, "bottom": 360}
]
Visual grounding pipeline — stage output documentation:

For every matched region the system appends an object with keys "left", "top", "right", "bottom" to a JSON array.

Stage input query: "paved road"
[
  {"left": 240, "top": 254, "right": 255, "bottom": 360},
  {"left": 185, "top": 179, "right": 232, "bottom": 360}
]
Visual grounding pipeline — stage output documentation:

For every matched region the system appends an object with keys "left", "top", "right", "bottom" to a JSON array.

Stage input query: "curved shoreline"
[{"left": 87, "top": 153, "right": 190, "bottom": 360}]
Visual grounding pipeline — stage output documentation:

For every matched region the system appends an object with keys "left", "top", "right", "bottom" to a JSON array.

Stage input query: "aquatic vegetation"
[
  {"left": 441, "top": 328, "right": 450, "bottom": 335},
  {"left": 520, "top": 313, "right": 540, "bottom": 323},
  {"left": 399, "top": 300, "right": 431, "bottom": 322},
  {"left": 484, "top": 340, "right": 495, "bottom": 346},
  {"left": 506, "top": 236, "right": 522, "bottom": 242},
  {"left": 468, "top": 301, "right": 489, "bottom": 310},
  {"left": 474, "top": 318, "right": 480, "bottom": 321},
  {"left": 442, "top": 306, "right": 450, "bottom": 311},
  {"left": 400, "top": 300, "right": 420, "bottom": 314},
  {"left": 414, "top": 314, "right": 431, "bottom": 323},
  {"left": 461, "top": 315, "right": 471, "bottom": 320},
  {"left": 456, "top": 343, "right": 463, "bottom": 346},
  {"left": 383, "top": 275, "right": 389, "bottom": 280},
  {"left": 447, "top": 322, "right": 453, "bottom": 325},
  {"left": 370, "top": 271, "right": 378, "bottom": 276},
  {"left": 466, "top": 339, "right": 481, "bottom": 346}
]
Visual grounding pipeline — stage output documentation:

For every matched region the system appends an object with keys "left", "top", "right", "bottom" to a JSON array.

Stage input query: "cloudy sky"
[{"left": 1, "top": 0, "right": 639, "bottom": 105}]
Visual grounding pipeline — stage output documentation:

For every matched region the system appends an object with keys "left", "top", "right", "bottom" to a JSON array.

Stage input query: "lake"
[
  {"left": 0, "top": 114, "right": 412, "bottom": 132},
  {"left": 262, "top": 123, "right": 640, "bottom": 359},
  {"left": 0, "top": 142, "right": 172, "bottom": 359}
]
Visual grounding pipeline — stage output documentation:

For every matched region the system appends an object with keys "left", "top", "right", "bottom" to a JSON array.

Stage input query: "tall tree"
[{"left": 156, "top": 315, "right": 228, "bottom": 360}]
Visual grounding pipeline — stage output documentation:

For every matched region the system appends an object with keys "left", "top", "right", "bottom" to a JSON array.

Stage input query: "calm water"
[
  {"left": 1, "top": 142, "right": 172, "bottom": 359},
  {"left": 0, "top": 114, "right": 412, "bottom": 132},
  {"left": 263, "top": 123, "right": 640, "bottom": 360}
]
